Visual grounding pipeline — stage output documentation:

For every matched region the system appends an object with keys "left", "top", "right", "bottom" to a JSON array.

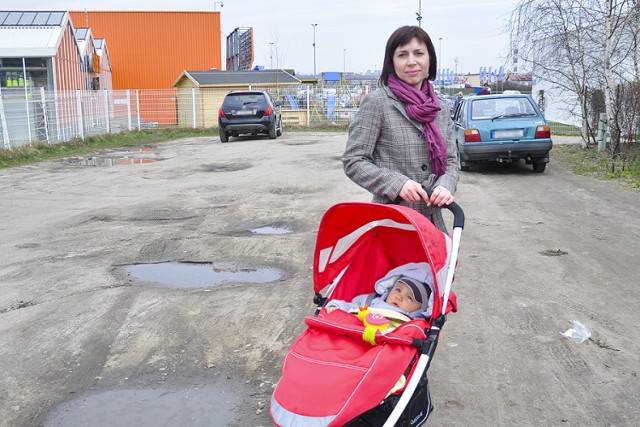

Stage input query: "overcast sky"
[{"left": 18, "top": 0, "right": 517, "bottom": 75}]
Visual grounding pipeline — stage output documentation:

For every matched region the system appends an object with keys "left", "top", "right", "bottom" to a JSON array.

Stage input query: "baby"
[{"left": 325, "top": 262, "right": 435, "bottom": 320}]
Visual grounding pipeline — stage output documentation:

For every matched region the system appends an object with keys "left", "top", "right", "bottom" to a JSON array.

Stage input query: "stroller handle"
[{"left": 394, "top": 186, "right": 465, "bottom": 230}]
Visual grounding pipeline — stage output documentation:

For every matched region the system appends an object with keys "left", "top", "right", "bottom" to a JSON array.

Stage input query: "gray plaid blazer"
[{"left": 342, "top": 85, "right": 460, "bottom": 233}]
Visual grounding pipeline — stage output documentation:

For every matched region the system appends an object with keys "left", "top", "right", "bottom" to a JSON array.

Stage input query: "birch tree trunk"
[{"left": 603, "top": 0, "right": 618, "bottom": 151}]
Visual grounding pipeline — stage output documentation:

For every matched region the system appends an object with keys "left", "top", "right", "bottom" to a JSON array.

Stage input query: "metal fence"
[
  {"left": 0, "top": 84, "right": 378, "bottom": 149},
  {"left": 0, "top": 85, "right": 580, "bottom": 149}
]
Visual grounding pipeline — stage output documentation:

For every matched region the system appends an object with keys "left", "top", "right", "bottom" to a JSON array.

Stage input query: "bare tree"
[
  {"left": 510, "top": 0, "right": 598, "bottom": 146},
  {"left": 510, "top": 0, "right": 638, "bottom": 151}
]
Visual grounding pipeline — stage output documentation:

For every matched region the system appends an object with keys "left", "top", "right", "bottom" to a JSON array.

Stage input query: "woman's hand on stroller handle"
[
  {"left": 397, "top": 182, "right": 449, "bottom": 207},
  {"left": 394, "top": 185, "right": 464, "bottom": 230}
]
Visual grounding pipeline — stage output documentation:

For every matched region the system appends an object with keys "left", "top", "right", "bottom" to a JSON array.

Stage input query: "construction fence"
[{"left": 0, "top": 84, "right": 376, "bottom": 149}]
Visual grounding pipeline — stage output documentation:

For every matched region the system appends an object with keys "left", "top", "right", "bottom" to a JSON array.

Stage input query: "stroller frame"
[{"left": 272, "top": 197, "right": 465, "bottom": 427}]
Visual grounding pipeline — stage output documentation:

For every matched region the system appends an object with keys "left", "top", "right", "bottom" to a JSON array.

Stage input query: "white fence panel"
[{"left": 0, "top": 83, "right": 381, "bottom": 149}]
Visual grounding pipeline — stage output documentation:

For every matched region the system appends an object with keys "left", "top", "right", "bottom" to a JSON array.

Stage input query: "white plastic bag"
[{"left": 562, "top": 320, "right": 592, "bottom": 344}]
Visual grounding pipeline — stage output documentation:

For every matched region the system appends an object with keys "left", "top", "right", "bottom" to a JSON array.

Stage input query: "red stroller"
[{"left": 271, "top": 200, "right": 464, "bottom": 427}]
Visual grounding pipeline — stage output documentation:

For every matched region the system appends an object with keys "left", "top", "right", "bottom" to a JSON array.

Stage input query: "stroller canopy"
[{"left": 313, "top": 202, "right": 454, "bottom": 320}]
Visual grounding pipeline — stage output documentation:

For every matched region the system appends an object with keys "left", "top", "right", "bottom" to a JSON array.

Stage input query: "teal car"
[{"left": 452, "top": 93, "right": 552, "bottom": 173}]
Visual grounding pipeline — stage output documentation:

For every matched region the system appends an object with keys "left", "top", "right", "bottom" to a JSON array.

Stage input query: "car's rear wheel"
[
  {"left": 276, "top": 117, "right": 283, "bottom": 137},
  {"left": 533, "top": 162, "right": 546, "bottom": 173},
  {"left": 219, "top": 130, "right": 228, "bottom": 143},
  {"left": 269, "top": 123, "right": 276, "bottom": 139},
  {"left": 459, "top": 149, "right": 471, "bottom": 171}
]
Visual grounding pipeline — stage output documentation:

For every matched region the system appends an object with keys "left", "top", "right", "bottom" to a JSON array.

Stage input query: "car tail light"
[
  {"left": 218, "top": 108, "right": 226, "bottom": 119},
  {"left": 464, "top": 129, "right": 481, "bottom": 142},
  {"left": 535, "top": 125, "right": 551, "bottom": 139},
  {"left": 263, "top": 105, "right": 273, "bottom": 116}
]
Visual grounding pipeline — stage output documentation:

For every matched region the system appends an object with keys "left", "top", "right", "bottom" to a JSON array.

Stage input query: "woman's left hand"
[{"left": 427, "top": 185, "right": 454, "bottom": 207}]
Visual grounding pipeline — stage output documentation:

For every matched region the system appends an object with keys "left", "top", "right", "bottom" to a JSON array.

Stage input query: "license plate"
[
  {"left": 493, "top": 129, "right": 524, "bottom": 139},
  {"left": 234, "top": 109, "right": 256, "bottom": 116}
]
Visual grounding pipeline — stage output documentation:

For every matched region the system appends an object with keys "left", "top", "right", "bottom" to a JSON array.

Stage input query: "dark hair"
[{"left": 379, "top": 26, "right": 437, "bottom": 86}]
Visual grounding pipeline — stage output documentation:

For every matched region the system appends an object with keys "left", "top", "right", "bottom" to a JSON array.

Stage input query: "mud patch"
[
  {"left": 540, "top": 249, "right": 568, "bottom": 257},
  {"left": 42, "top": 385, "right": 236, "bottom": 427},
  {"left": 126, "top": 146, "right": 155, "bottom": 153},
  {"left": 121, "top": 207, "right": 200, "bottom": 223},
  {"left": 123, "top": 261, "right": 284, "bottom": 288},
  {"left": 281, "top": 139, "right": 321, "bottom": 146},
  {"left": 269, "top": 186, "right": 320, "bottom": 195},
  {"left": 15, "top": 242, "right": 40, "bottom": 248},
  {"left": 0, "top": 300, "right": 36, "bottom": 314},
  {"left": 201, "top": 162, "right": 252, "bottom": 172}
]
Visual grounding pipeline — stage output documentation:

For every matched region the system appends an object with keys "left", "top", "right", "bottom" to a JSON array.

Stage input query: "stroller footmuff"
[{"left": 271, "top": 202, "right": 464, "bottom": 427}]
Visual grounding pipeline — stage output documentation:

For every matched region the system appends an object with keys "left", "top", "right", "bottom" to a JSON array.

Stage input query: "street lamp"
[
  {"left": 215, "top": 1, "right": 224, "bottom": 69},
  {"left": 454, "top": 56, "right": 458, "bottom": 87},
  {"left": 269, "top": 42, "right": 274, "bottom": 69},
  {"left": 343, "top": 48, "right": 346, "bottom": 74},
  {"left": 311, "top": 23, "right": 318, "bottom": 76},
  {"left": 416, "top": 0, "right": 422, "bottom": 27},
  {"left": 438, "top": 37, "right": 443, "bottom": 92},
  {"left": 221, "top": 30, "right": 226, "bottom": 70}
]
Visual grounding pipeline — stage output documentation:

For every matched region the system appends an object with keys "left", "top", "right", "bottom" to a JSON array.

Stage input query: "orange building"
[{"left": 69, "top": 11, "right": 222, "bottom": 90}]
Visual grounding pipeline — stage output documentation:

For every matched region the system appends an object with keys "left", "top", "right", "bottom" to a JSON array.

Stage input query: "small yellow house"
[{"left": 172, "top": 69, "right": 301, "bottom": 128}]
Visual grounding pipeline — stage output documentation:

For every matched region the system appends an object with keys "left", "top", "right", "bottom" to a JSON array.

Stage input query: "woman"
[{"left": 342, "top": 26, "right": 459, "bottom": 233}]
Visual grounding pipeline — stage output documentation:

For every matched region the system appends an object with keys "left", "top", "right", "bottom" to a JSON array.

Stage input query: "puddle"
[
  {"left": 125, "top": 262, "right": 283, "bottom": 287},
  {"left": 43, "top": 386, "right": 236, "bottom": 427},
  {"left": 250, "top": 225, "right": 293, "bottom": 235},
  {"left": 65, "top": 156, "right": 157, "bottom": 167}
]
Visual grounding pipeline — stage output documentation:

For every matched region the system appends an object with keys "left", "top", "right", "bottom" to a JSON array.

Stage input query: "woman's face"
[{"left": 392, "top": 37, "right": 430, "bottom": 90}]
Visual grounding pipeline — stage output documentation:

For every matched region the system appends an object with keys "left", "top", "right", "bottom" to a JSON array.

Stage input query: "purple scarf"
[{"left": 387, "top": 74, "right": 447, "bottom": 177}]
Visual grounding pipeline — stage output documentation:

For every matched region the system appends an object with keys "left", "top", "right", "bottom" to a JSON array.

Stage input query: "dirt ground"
[{"left": 0, "top": 131, "right": 639, "bottom": 427}]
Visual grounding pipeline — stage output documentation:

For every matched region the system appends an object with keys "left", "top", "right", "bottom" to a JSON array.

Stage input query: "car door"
[{"left": 452, "top": 99, "right": 467, "bottom": 145}]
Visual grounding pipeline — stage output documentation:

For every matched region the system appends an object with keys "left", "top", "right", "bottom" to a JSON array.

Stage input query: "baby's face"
[{"left": 385, "top": 281, "right": 421, "bottom": 313}]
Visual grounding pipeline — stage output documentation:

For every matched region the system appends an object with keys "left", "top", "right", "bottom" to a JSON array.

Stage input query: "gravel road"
[{"left": 0, "top": 131, "right": 638, "bottom": 426}]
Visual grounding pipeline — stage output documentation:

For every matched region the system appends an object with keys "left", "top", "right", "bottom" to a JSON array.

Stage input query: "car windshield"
[
  {"left": 224, "top": 94, "right": 267, "bottom": 109},
  {"left": 471, "top": 97, "right": 539, "bottom": 120}
]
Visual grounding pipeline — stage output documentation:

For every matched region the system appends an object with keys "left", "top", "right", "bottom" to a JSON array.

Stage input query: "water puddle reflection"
[
  {"left": 43, "top": 386, "right": 236, "bottom": 427},
  {"left": 250, "top": 225, "right": 293, "bottom": 235},
  {"left": 66, "top": 156, "right": 157, "bottom": 167},
  {"left": 125, "top": 262, "right": 283, "bottom": 288}
]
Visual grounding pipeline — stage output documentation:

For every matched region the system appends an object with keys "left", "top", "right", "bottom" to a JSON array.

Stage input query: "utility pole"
[
  {"left": 269, "top": 42, "right": 274, "bottom": 69},
  {"left": 311, "top": 24, "right": 318, "bottom": 76},
  {"left": 454, "top": 56, "right": 458, "bottom": 88},
  {"left": 438, "top": 37, "right": 443, "bottom": 92}
]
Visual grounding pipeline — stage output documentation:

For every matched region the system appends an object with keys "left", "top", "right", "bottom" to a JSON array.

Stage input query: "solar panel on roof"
[
  {"left": 46, "top": 12, "right": 64, "bottom": 26},
  {"left": 0, "top": 11, "right": 65, "bottom": 26},
  {"left": 18, "top": 12, "right": 37, "bottom": 25},
  {"left": 33, "top": 12, "right": 50, "bottom": 25},
  {"left": 4, "top": 12, "right": 21, "bottom": 25}
]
